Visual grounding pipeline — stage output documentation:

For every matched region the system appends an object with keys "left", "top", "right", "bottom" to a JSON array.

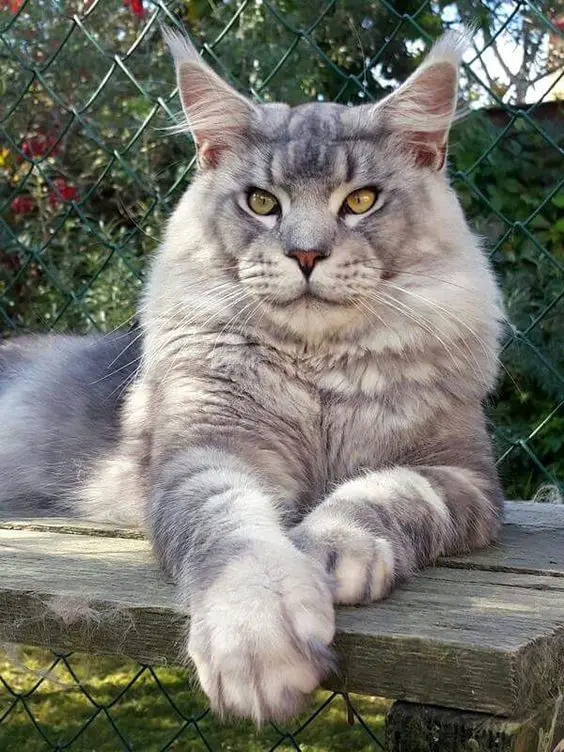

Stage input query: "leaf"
[
  {"left": 529, "top": 214, "right": 550, "bottom": 230},
  {"left": 551, "top": 193, "right": 564, "bottom": 208},
  {"left": 503, "top": 178, "right": 523, "bottom": 194}
]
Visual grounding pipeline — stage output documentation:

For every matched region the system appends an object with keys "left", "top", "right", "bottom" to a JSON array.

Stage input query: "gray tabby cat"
[{"left": 0, "top": 28, "right": 504, "bottom": 722}]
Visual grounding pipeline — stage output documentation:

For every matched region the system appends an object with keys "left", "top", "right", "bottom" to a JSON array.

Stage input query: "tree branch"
[
  {"left": 472, "top": 40, "right": 496, "bottom": 89},
  {"left": 481, "top": 23, "right": 515, "bottom": 82}
]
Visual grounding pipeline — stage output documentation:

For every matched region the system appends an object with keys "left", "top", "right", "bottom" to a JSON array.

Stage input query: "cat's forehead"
[
  {"left": 251, "top": 102, "right": 377, "bottom": 185},
  {"left": 256, "top": 102, "right": 346, "bottom": 140}
]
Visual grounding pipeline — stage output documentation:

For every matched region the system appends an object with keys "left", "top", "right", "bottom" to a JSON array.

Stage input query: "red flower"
[
  {"left": 20, "top": 132, "right": 58, "bottom": 161},
  {"left": 1, "top": 0, "right": 25, "bottom": 12},
  {"left": 123, "top": 0, "right": 143, "bottom": 18},
  {"left": 21, "top": 137, "right": 43, "bottom": 159},
  {"left": 10, "top": 195, "right": 34, "bottom": 214},
  {"left": 49, "top": 177, "right": 78, "bottom": 206}
]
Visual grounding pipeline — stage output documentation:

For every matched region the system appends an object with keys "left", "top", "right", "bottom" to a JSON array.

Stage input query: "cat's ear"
[
  {"left": 376, "top": 30, "right": 467, "bottom": 170},
  {"left": 163, "top": 27, "right": 256, "bottom": 168}
]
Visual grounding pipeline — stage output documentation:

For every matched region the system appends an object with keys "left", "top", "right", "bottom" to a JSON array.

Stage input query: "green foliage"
[
  {"left": 0, "top": 0, "right": 562, "bottom": 498},
  {"left": 1, "top": 0, "right": 191, "bottom": 331},
  {"left": 451, "top": 109, "right": 563, "bottom": 497}
]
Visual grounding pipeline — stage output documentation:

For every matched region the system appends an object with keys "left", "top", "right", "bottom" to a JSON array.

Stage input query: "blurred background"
[{"left": 1, "top": 0, "right": 562, "bottom": 501}]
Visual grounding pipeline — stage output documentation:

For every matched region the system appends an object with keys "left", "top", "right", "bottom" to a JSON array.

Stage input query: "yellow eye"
[
  {"left": 247, "top": 188, "right": 280, "bottom": 216},
  {"left": 343, "top": 187, "right": 378, "bottom": 215}
]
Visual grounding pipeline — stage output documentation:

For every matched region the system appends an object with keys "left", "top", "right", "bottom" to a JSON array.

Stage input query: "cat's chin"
[
  {"left": 269, "top": 291, "right": 346, "bottom": 309},
  {"left": 261, "top": 291, "right": 367, "bottom": 343}
]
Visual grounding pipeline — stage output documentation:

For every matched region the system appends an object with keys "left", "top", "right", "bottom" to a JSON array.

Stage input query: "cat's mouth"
[{"left": 270, "top": 290, "right": 345, "bottom": 309}]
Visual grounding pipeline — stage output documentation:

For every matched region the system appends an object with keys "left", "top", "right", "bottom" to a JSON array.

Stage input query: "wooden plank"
[
  {"left": 0, "top": 523, "right": 563, "bottom": 717},
  {"left": 331, "top": 575, "right": 564, "bottom": 715},
  {"left": 3, "top": 501, "right": 562, "bottom": 535},
  {"left": 440, "top": 528, "right": 564, "bottom": 576},
  {"left": 503, "top": 501, "right": 564, "bottom": 529},
  {"left": 3, "top": 503, "right": 564, "bottom": 576},
  {"left": 386, "top": 698, "right": 564, "bottom": 752},
  {"left": 0, "top": 516, "right": 144, "bottom": 539},
  {"left": 420, "top": 567, "right": 564, "bottom": 592},
  {"left": 2, "top": 501, "right": 562, "bottom": 534},
  {"left": 438, "top": 501, "right": 564, "bottom": 576},
  {"left": 0, "top": 529, "right": 184, "bottom": 667}
]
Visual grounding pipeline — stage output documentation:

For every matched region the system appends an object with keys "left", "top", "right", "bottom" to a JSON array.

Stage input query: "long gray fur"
[{"left": 0, "top": 28, "right": 505, "bottom": 723}]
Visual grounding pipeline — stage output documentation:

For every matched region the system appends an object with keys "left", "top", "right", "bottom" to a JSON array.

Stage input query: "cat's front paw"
[
  {"left": 290, "top": 522, "right": 395, "bottom": 605},
  {"left": 186, "top": 542, "right": 335, "bottom": 723}
]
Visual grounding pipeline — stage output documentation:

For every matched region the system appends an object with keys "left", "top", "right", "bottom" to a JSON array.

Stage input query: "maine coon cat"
[{"left": 0, "top": 28, "right": 504, "bottom": 723}]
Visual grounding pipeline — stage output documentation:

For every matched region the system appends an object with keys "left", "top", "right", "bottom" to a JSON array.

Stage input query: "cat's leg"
[
  {"left": 148, "top": 446, "right": 335, "bottom": 723},
  {"left": 290, "top": 464, "right": 503, "bottom": 605}
]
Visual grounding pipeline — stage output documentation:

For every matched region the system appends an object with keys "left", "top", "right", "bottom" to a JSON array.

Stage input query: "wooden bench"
[{"left": 1, "top": 502, "right": 563, "bottom": 751}]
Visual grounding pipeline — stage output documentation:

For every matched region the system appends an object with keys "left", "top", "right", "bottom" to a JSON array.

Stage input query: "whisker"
[
  {"left": 381, "top": 280, "right": 512, "bottom": 389},
  {"left": 381, "top": 281, "right": 492, "bottom": 383},
  {"left": 89, "top": 356, "right": 142, "bottom": 386},
  {"left": 153, "top": 288, "right": 255, "bottom": 385},
  {"left": 354, "top": 297, "right": 391, "bottom": 332},
  {"left": 101, "top": 313, "right": 140, "bottom": 338},
  {"left": 105, "top": 366, "right": 141, "bottom": 402},
  {"left": 364, "top": 289, "right": 468, "bottom": 373},
  {"left": 358, "top": 262, "right": 482, "bottom": 294},
  {"left": 383, "top": 281, "right": 494, "bottom": 352},
  {"left": 105, "top": 329, "right": 146, "bottom": 371}
]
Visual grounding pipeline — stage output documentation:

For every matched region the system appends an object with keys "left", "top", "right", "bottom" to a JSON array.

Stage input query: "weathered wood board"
[
  {"left": 386, "top": 698, "right": 564, "bottom": 752},
  {"left": 0, "top": 502, "right": 563, "bottom": 717}
]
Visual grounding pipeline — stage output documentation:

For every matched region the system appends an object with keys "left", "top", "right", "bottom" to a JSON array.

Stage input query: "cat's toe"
[
  {"left": 329, "top": 536, "right": 395, "bottom": 604},
  {"left": 186, "top": 545, "right": 336, "bottom": 723},
  {"left": 291, "top": 525, "right": 396, "bottom": 605},
  {"left": 188, "top": 607, "right": 334, "bottom": 723},
  {"left": 211, "top": 637, "right": 333, "bottom": 723}
]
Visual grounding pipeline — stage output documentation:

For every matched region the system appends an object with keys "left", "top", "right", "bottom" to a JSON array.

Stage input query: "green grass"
[{"left": 0, "top": 647, "right": 387, "bottom": 751}]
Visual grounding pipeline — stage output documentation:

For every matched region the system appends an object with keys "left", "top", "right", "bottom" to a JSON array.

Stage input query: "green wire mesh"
[
  {"left": 0, "top": 0, "right": 563, "bottom": 746},
  {"left": 0, "top": 647, "right": 387, "bottom": 751}
]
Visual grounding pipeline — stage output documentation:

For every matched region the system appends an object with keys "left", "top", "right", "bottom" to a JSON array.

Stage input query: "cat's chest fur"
[
  {"left": 181, "top": 338, "right": 447, "bottom": 492},
  {"left": 286, "top": 349, "right": 437, "bottom": 479}
]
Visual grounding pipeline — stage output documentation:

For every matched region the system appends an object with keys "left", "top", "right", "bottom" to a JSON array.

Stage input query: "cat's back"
[
  {"left": 0, "top": 331, "right": 142, "bottom": 513},
  {"left": 0, "top": 335, "right": 50, "bottom": 390},
  {"left": 0, "top": 331, "right": 140, "bottom": 400}
]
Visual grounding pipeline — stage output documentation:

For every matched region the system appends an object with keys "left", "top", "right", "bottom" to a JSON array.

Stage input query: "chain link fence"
[
  {"left": 0, "top": 647, "right": 387, "bottom": 750},
  {"left": 0, "top": 0, "right": 563, "bottom": 748}
]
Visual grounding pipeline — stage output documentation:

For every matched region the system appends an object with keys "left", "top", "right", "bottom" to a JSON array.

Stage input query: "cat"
[{"left": 0, "top": 28, "right": 504, "bottom": 723}]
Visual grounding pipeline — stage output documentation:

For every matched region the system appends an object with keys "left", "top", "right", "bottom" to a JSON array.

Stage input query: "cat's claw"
[{"left": 186, "top": 543, "right": 335, "bottom": 723}]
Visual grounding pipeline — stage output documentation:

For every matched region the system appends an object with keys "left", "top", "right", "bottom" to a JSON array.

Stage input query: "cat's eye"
[
  {"left": 342, "top": 187, "right": 378, "bottom": 215},
  {"left": 247, "top": 188, "right": 280, "bottom": 216}
]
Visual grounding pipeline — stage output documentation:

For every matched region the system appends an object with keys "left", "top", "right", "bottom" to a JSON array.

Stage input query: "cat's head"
[{"left": 153, "top": 29, "right": 501, "bottom": 382}]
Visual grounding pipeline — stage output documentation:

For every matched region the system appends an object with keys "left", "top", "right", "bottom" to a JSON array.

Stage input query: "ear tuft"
[
  {"left": 162, "top": 25, "right": 201, "bottom": 66},
  {"left": 380, "top": 29, "right": 469, "bottom": 170},
  {"left": 425, "top": 28, "right": 470, "bottom": 70},
  {"left": 162, "top": 26, "right": 255, "bottom": 168}
]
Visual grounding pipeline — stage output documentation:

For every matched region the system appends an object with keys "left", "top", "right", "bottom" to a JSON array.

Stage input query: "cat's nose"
[{"left": 286, "top": 249, "right": 328, "bottom": 280}]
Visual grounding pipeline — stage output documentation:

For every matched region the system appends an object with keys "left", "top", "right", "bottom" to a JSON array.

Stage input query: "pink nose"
[{"left": 287, "top": 249, "right": 325, "bottom": 279}]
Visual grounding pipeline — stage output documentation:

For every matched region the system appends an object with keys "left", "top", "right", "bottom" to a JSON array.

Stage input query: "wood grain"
[
  {"left": 386, "top": 698, "right": 564, "bottom": 752},
  {"left": 0, "top": 502, "right": 563, "bottom": 717}
]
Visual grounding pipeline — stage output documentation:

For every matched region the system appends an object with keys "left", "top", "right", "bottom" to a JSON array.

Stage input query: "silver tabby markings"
[{"left": 0, "top": 28, "right": 504, "bottom": 723}]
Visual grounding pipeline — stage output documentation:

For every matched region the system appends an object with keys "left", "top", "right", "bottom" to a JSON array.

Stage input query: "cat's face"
[
  {"left": 155, "top": 30, "right": 501, "bottom": 372},
  {"left": 190, "top": 99, "right": 459, "bottom": 340}
]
